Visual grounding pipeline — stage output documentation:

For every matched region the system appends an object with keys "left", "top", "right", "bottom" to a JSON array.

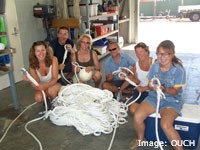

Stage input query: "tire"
[{"left": 189, "top": 12, "right": 200, "bottom": 22}]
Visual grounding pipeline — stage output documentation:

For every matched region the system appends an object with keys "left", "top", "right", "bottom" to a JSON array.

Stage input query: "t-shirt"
[
  {"left": 105, "top": 52, "right": 135, "bottom": 80},
  {"left": 147, "top": 62, "right": 186, "bottom": 102},
  {"left": 50, "top": 38, "right": 74, "bottom": 73}
]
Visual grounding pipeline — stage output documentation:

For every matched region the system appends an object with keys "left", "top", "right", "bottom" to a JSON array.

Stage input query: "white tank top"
[
  {"left": 36, "top": 65, "right": 52, "bottom": 83},
  {"left": 136, "top": 59, "right": 155, "bottom": 86}
]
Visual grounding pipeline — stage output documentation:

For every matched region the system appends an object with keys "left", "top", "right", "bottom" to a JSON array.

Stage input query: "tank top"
[
  {"left": 136, "top": 58, "right": 155, "bottom": 86},
  {"left": 36, "top": 65, "right": 52, "bottom": 83},
  {"left": 75, "top": 50, "right": 94, "bottom": 67}
]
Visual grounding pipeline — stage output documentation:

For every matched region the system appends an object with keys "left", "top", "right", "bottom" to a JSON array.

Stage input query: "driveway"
[{"left": 138, "top": 18, "right": 200, "bottom": 54}]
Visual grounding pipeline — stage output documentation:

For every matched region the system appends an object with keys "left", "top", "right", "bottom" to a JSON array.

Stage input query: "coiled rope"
[
  {"left": 71, "top": 62, "right": 85, "bottom": 83},
  {"left": 49, "top": 83, "right": 128, "bottom": 136},
  {"left": 112, "top": 67, "right": 141, "bottom": 106},
  {"left": 0, "top": 67, "right": 141, "bottom": 150},
  {"left": 48, "top": 67, "right": 140, "bottom": 149},
  {"left": 150, "top": 77, "right": 166, "bottom": 150}
]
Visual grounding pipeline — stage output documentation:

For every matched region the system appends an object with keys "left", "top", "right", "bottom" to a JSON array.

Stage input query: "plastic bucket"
[{"left": 0, "top": 0, "right": 5, "bottom": 14}]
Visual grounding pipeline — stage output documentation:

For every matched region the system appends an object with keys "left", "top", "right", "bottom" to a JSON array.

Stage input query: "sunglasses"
[
  {"left": 81, "top": 41, "right": 90, "bottom": 45},
  {"left": 108, "top": 47, "right": 117, "bottom": 52}
]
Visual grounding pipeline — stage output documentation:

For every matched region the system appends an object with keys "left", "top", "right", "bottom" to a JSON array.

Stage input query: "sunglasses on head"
[{"left": 108, "top": 47, "right": 117, "bottom": 52}]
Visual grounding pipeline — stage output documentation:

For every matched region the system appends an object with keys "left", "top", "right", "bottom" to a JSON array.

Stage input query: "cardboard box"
[{"left": 145, "top": 104, "right": 200, "bottom": 149}]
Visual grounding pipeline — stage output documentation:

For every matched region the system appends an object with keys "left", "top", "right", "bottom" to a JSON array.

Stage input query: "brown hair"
[
  {"left": 134, "top": 42, "right": 150, "bottom": 56},
  {"left": 156, "top": 40, "right": 183, "bottom": 67},
  {"left": 57, "top": 26, "right": 69, "bottom": 33},
  {"left": 29, "top": 41, "right": 52, "bottom": 69}
]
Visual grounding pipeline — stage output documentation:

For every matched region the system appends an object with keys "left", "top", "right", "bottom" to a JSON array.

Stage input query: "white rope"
[
  {"left": 112, "top": 67, "right": 141, "bottom": 106},
  {"left": 0, "top": 102, "right": 37, "bottom": 143},
  {"left": 60, "top": 44, "right": 72, "bottom": 85},
  {"left": 49, "top": 83, "right": 128, "bottom": 136},
  {"left": 0, "top": 68, "right": 51, "bottom": 150},
  {"left": 21, "top": 68, "right": 50, "bottom": 150},
  {"left": 48, "top": 67, "right": 138, "bottom": 150},
  {"left": 71, "top": 62, "right": 86, "bottom": 83},
  {"left": 150, "top": 77, "right": 165, "bottom": 150},
  {"left": 107, "top": 104, "right": 120, "bottom": 150},
  {"left": 112, "top": 67, "right": 134, "bottom": 76}
]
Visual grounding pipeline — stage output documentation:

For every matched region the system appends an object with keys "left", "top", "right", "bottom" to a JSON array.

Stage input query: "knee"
[
  {"left": 93, "top": 72, "right": 102, "bottom": 81},
  {"left": 133, "top": 111, "right": 144, "bottom": 125},
  {"left": 160, "top": 120, "right": 172, "bottom": 132},
  {"left": 102, "top": 82, "right": 108, "bottom": 89},
  {"left": 129, "top": 107, "right": 136, "bottom": 116},
  {"left": 47, "top": 88, "right": 57, "bottom": 98},
  {"left": 35, "top": 93, "right": 43, "bottom": 102},
  {"left": 129, "top": 104, "right": 139, "bottom": 115}
]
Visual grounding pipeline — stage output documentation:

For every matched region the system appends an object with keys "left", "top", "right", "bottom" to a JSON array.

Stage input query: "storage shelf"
[
  {"left": 92, "top": 30, "right": 119, "bottom": 42},
  {"left": 98, "top": 52, "right": 109, "bottom": 61},
  {"left": 82, "top": 13, "right": 118, "bottom": 21},
  {"left": 0, "top": 49, "right": 11, "bottom": 57},
  {"left": 92, "top": 20, "right": 118, "bottom": 24},
  {"left": 84, "top": 0, "right": 119, "bottom": 61},
  {"left": 0, "top": 68, "right": 12, "bottom": 76},
  {"left": 0, "top": 15, "right": 19, "bottom": 110}
]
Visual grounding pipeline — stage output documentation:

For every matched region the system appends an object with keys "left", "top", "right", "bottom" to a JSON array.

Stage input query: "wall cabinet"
[{"left": 0, "top": 14, "right": 19, "bottom": 109}]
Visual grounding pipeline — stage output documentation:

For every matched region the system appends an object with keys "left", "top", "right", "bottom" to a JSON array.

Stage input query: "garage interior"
[{"left": 0, "top": 0, "right": 200, "bottom": 150}]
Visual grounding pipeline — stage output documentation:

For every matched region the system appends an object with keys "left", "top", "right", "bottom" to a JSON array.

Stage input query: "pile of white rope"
[{"left": 48, "top": 83, "right": 128, "bottom": 136}]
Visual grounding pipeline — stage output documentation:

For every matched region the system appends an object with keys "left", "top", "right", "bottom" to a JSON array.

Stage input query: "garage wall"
[
  {"left": 15, "top": 0, "right": 53, "bottom": 69},
  {"left": 0, "top": 0, "right": 53, "bottom": 90}
]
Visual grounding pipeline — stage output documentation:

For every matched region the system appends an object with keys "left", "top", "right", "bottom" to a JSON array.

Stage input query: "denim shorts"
[{"left": 144, "top": 97, "right": 183, "bottom": 115}]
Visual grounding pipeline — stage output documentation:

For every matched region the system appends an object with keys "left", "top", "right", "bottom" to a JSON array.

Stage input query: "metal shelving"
[
  {"left": 0, "top": 14, "right": 19, "bottom": 109},
  {"left": 84, "top": 0, "right": 119, "bottom": 59}
]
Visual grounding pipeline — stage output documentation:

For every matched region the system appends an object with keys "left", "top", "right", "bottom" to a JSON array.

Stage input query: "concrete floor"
[{"left": 0, "top": 49, "right": 200, "bottom": 150}]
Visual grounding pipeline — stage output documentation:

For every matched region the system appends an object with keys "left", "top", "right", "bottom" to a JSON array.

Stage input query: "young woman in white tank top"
[
  {"left": 121, "top": 42, "right": 155, "bottom": 115},
  {"left": 121, "top": 42, "right": 155, "bottom": 149},
  {"left": 23, "top": 41, "right": 61, "bottom": 105}
]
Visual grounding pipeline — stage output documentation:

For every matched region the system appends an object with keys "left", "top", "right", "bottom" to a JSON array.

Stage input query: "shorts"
[
  {"left": 57, "top": 78, "right": 68, "bottom": 86},
  {"left": 126, "top": 90, "right": 148, "bottom": 105},
  {"left": 144, "top": 97, "right": 183, "bottom": 115},
  {"left": 111, "top": 80, "right": 124, "bottom": 87}
]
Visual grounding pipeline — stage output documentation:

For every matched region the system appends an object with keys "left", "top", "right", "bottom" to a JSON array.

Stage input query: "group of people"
[{"left": 24, "top": 26, "right": 186, "bottom": 150}]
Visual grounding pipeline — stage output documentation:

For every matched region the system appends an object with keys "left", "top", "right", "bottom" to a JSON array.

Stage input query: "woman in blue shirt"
[{"left": 130, "top": 40, "right": 186, "bottom": 150}]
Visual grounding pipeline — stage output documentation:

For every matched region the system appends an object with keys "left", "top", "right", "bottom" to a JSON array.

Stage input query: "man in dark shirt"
[{"left": 50, "top": 26, "right": 76, "bottom": 77}]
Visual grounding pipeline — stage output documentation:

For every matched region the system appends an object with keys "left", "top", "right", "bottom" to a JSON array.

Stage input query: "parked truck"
[{"left": 178, "top": 5, "right": 200, "bottom": 22}]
